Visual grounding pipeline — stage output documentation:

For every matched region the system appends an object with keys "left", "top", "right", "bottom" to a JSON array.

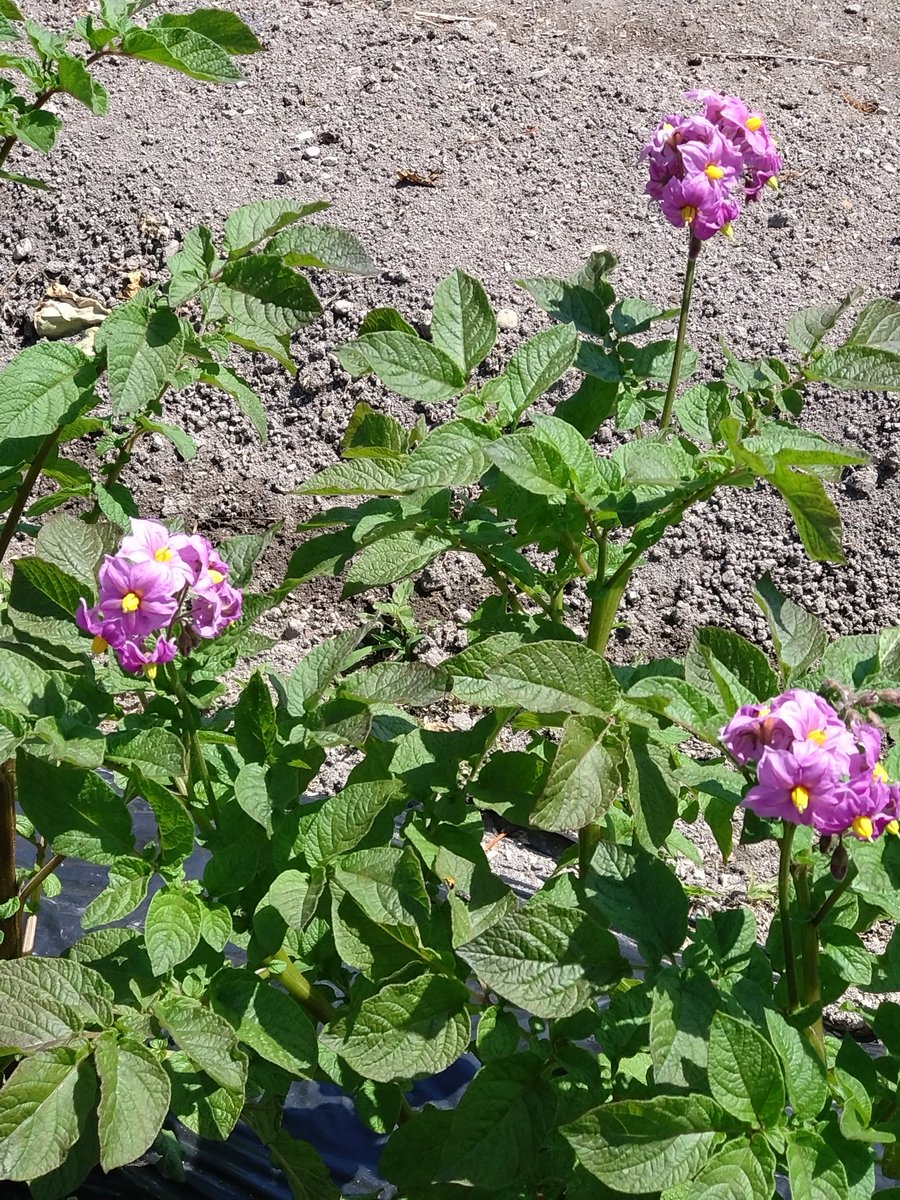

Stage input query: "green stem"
[
  {"left": 269, "top": 949, "right": 334, "bottom": 1024},
  {"left": 167, "top": 668, "right": 220, "bottom": 828},
  {"left": 659, "top": 234, "right": 702, "bottom": 432},
  {"left": 778, "top": 822, "right": 799, "bottom": 1012},
  {"left": 19, "top": 852, "right": 65, "bottom": 905},
  {"left": 794, "top": 862, "right": 827, "bottom": 1063},
  {"left": 0, "top": 761, "right": 20, "bottom": 960},
  {"left": 812, "top": 862, "right": 858, "bottom": 929},
  {"left": 0, "top": 430, "right": 59, "bottom": 565},
  {"left": 0, "top": 50, "right": 114, "bottom": 172}
]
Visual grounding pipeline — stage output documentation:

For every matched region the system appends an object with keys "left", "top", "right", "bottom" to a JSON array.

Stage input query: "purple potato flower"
[
  {"left": 116, "top": 635, "right": 178, "bottom": 676},
  {"left": 119, "top": 519, "right": 195, "bottom": 590},
  {"left": 642, "top": 90, "right": 782, "bottom": 239},
  {"left": 77, "top": 555, "right": 178, "bottom": 645},
  {"left": 743, "top": 740, "right": 841, "bottom": 826}
]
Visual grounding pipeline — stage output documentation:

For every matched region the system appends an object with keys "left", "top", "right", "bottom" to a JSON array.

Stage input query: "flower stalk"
[{"left": 659, "top": 234, "right": 701, "bottom": 432}]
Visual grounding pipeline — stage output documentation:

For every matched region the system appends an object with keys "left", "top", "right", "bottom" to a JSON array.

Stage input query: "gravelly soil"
[{"left": 1, "top": 0, "right": 899, "bottom": 901}]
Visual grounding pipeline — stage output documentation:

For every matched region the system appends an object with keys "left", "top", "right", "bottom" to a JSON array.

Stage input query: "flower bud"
[{"left": 830, "top": 841, "right": 850, "bottom": 882}]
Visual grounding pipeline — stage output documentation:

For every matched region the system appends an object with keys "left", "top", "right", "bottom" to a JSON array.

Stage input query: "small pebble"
[
  {"left": 302, "top": 145, "right": 320, "bottom": 161},
  {"left": 12, "top": 237, "right": 33, "bottom": 262},
  {"left": 496, "top": 308, "right": 518, "bottom": 331}
]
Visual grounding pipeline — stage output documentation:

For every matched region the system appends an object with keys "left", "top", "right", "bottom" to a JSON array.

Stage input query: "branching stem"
[{"left": 0, "top": 430, "right": 59, "bottom": 565}]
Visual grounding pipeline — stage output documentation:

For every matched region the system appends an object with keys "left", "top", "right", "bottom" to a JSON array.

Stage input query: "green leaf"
[
  {"left": 770, "top": 464, "right": 845, "bottom": 562},
  {"left": 786, "top": 1130, "right": 850, "bottom": 1200},
  {"left": 786, "top": 289, "right": 863, "bottom": 357},
  {"left": 631, "top": 339, "right": 697, "bottom": 382},
  {"left": 154, "top": 9, "right": 262, "bottom": 54},
  {"left": 333, "top": 846, "right": 428, "bottom": 931},
  {"left": 517, "top": 273, "right": 611, "bottom": 338},
  {"left": 343, "top": 530, "right": 453, "bottom": 597},
  {"left": 341, "top": 331, "right": 466, "bottom": 402},
  {"left": 673, "top": 382, "right": 729, "bottom": 444},
  {"left": 296, "top": 456, "right": 406, "bottom": 497},
  {"left": 82, "top": 858, "right": 152, "bottom": 928},
  {"left": 0, "top": 1, "right": 22, "bottom": 20},
  {"left": 105, "top": 727, "right": 185, "bottom": 780},
  {"left": 167, "top": 225, "right": 216, "bottom": 307},
  {"left": 685, "top": 626, "right": 779, "bottom": 714},
  {"left": 235, "top": 670, "right": 277, "bottom": 762},
  {"left": 613, "top": 298, "right": 672, "bottom": 337},
  {"left": 584, "top": 842, "right": 688, "bottom": 965},
  {"left": 34, "top": 513, "right": 102, "bottom": 586},
  {"left": 286, "top": 625, "right": 368, "bottom": 713},
  {"left": 217, "top": 254, "right": 322, "bottom": 336},
  {"left": 0, "top": 166, "right": 51, "bottom": 189},
  {"left": 0, "top": 342, "right": 98, "bottom": 439},
  {"left": 211, "top": 968, "right": 317, "bottom": 1075},
  {"left": 394, "top": 418, "right": 493, "bottom": 490},
  {"left": 145, "top": 886, "right": 203, "bottom": 975},
  {"left": 10, "top": 554, "right": 84, "bottom": 618},
  {"left": 235, "top": 762, "right": 273, "bottom": 834},
  {"left": 626, "top": 675, "right": 724, "bottom": 742},
  {"left": 810, "top": 346, "right": 900, "bottom": 391},
  {"left": 341, "top": 401, "right": 407, "bottom": 460},
  {"left": 649, "top": 970, "right": 718, "bottom": 1087},
  {"left": 17, "top": 753, "right": 135, "bottom": 865},
  {"left": 99, "top": 295, "right": 185, "bottom": 418},
  {"left": 303, "top": 779, "right": 403, "bottom": 866},
  {"left": 342, "top": 661, "right": 448, "bottom": 706},
  {"left": 677, "top": 1137, "right": 777, "bottom": 1200},
  {"left": 122, "top": 23, "right": 242, "bottom": 83},
  {"left": 435, "top": 1055, "right": 556, "bottom": 1189},
  {"left": 15, "top": 108, "right": 61, "bottom": 154},
  {"left": 95, "top": 1032, "right": 171, "bottom": 1171},
  {"left": 707, "top": 1012, "right": 785, "bottom": 1126},
  {"left": 431, "top": 269, "right": 497, "bottom": 374},
  {"left": 459, "top": 904, "right": 628, "bottom": 1018},
  {"left": 267, "top": 223, "right": 377, "bottom": 275},
  {"left": 155, "top": 997, "right": 246, "bottom": 1091},
  {"left": 223, "top": 198, "right": 330, "bottom": 257},
  {"left": 845, "top": 297, "right": 900, "bottom": 354},
  {"left": 531, "top": 714, "right": 618, "bottom": 831},
  {"left": 753, "top": 572, "right": 826, "bottom": 680},
  {"left": 57, "top": 53, "right": 109, "bottom": 113},
  {"left": 258, "top": 869, "right": 323, "bottom": 934},
  {"left": 321, "top": 973, "right": 470, "bottom": 1082},
  {"left": 0, "top": 969, "right": 83, "bottom": 1054},
  {"left": 166, "top": 1050, "right": 243, "bottom": 1140},
  {"left": 626, "top": 723, "right": 678, "bottom": 849},
  {"left": 488, "top": 640, "right": 620, "bottom": 715},
  {"left": 0, "top": 1048, "right": 97, "bottom": 1181},
  {"left": 764, "top": 1010, "right": 827, "bottom": 1121},
  {"left": 219, "top": 524, "right": 280, "bottom": 588},
  {"left": 475, "top": 1005, "right": 522, "bottom": 1063},
  {"left": 489, "top": 322, "right": 578, "bottom": 422},
  {"left": 195, "top": 362, "right": 268, "bottom": 442},
  {"left": 563, "top": 1094, "right": 732, "bottom": 1194},
  {"left": 555, "top": 374, "right": 618, "bottom": 439},
  {"left": 263, "top": 1130, "right": 340, "bottom": 1200}
]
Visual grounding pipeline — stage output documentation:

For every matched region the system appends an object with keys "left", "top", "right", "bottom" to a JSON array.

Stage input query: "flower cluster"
[
  {"left": 77, "top": 520, "right": 242, "bottom": 674},
  {"left": 721, "top": 689, "right": 899, "bottom": 842},
  {"left": 641, "top": 90, "right": 782, "bottom": 240}
]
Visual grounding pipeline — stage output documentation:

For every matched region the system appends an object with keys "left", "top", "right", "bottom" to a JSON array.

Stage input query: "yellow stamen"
[
  {"left": 122, "top": 592, "right": 141, "bottom": 613},
  {"left": 807, "top": 729, "right": 827, "bottom": 746},
  {"left": 209, "top": 569, "right": 225, "bottom": 585},
  {"left": 766, "top": 176, "right": 779, "bottom": 190},
  {"left": 144, "top": 663, "right": 158, "bottom": 681},
  {"left": 155, "top": 546, "right": 174, "bottom": 563},
  {"left": 91, "top": 635, "right": 109, "bottom": 654},
  {"left": 791, "top": 785, "right": 810, "bottom": 813},
  {"left": 662, "top": 122, "right": 675, "bottom": 135},
  {"left": 852, "top": 815, "right": 874, "bottom": 841},
  {"left": 746, "top": 116, "right": 764, "bottom": 132},
  {"left": 705, "top": 163, "right": 725, "bottom": 180},
  {"left": 874, "top": 762, "right": 890, "bottom": 783},
  {"left": 758, "top": 706, "right": 771, "bottom": 718},
  {"left": 681, "top": 204, "right": 697, "bottom": 223},
  {"left": 888, "top": 820, "right": 899, "bottom": 836}
]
